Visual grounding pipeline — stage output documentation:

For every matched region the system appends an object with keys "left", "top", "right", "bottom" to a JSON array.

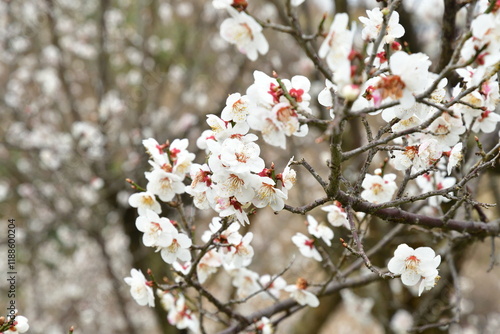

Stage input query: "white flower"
[
  {"left": 374, "top": 52, "right": 430, "bottom": 108},
  {"left": 426, "top": 112, "right": 465, "bottom": 150},
  {"left": 390, "top": 310, "right": 413, "bottom": 334},
  {"left": 172, "top": 261, "right": 192, "bottom": 275},
  {"left": 471, "top": 110, "right": 500, "bottom": 133},
  {"left": 220, "top": 93, "right": 250, "bottom": 123},
  {"left": 145, "top": 167, "right": 186, "bottom": 202},
  {"left": 416, "top": 171, "right": 456, "bottom": 206},
  {"left": 197, "top": 249, "right": 223, "bottom": 283},
  {"left": 167, "top": 294, "right": 200, "bottom": 332},
  {"left": 226, "top": 232, "right": 254, "bottom": 268},
  {"left": 157, "top": 290, "right": 176, "bottom": 311},
  {"left": 159, "top": 227, "right": 192, "bottom": 264},
  {"left": 447, "top": 143, "right": 463, "bottom": 175},
  {"left": 387, "top": 244, "right": 441, "bottom": 296},
  {"left": 135, "top": 210, "right": 174, "bottom": 247},
  {"left": 4, "top": 315, "right": 29, "bottom": 334},
  {"left": 124, "top": 268, "right": 155, "bottom": 307},
  {"left": 359, "top": 8, "right": 405, "bottom": 43},
  {"left": 306, "top": 215, "right": 334, "bottom": 246},
  {"left": 259, "top": 274, "right": 287, "bottom": 299},
  {"left": 128, "top": 191, "right": 161, "bottom": 216},
  {"left": 217, "top": 138, "right": 265, "bottom": 173},
  {"left": 280, "top": 157, "right": 297, "bottom": 195},
  {"left": 284, "top": 278, "right": 320, "bottom": 307},
  {"left": 291, "top": 232, "right": 322, "bottom": 261},
  {"left": 220, "top": 7, "right": 269, "bottom": 61},
  {"left": 257, "top": 317, "right": 274, "bottom": 334},
  {"left": 291, "top": 0, "right": 305, "bottom": 6},
  {"left": 212, "top": 170, "right": 258, "bottom": 203},
  {"left": 252, "top": 177, "right": 287, "bottom": 211},
  {"left": 321, "top": 202, "right": 349, "bottom": 228},
  {"left": 416, "top": 138, "right": 443, "bottom": 170},
  {"left": 230, "top": 267, "right": 261, "bottom": 298},
  {"left": 318, "top": 14, "right": 355, "bottom": 91},
  {"left": 143, "top": 138, "right": 169, "bottom": 165},
  {"left": 361, "top": 173, "right": 398, "bottom": 204},
  {"left": 318, "top": 79, "right": 335, "bottom": 108},
  {"left": 212, "top": 0, "right": 232, "bottom": 9}
]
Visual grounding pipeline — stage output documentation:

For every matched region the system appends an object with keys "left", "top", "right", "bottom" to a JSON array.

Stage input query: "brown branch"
[
  {"left": 218, "top": 273, "right": 381, "bottom": 334},
  {"left": 335, "top": 191, "right": 500, "bottom": 237}
]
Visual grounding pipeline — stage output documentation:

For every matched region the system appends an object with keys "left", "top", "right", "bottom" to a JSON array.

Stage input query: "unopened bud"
[
  {"left": 341, "top": 84, "right": 361, "bottom": 102},
  {"left": 391, "top": 41, "right": 402, "bottom": 51},
  {"left": 0, "top": 316, "right": 5, "bottom": 325},
  {"left": 381, "top": 7, "right": 390, "bottom": 16},
  {"left": 296, "top": 277, "right": 308, "bottom": 289}
]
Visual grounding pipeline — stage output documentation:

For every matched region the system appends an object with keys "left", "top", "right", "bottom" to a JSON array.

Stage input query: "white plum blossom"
[
  {"left": 167, "top": 294, "right": 200, "bottom": 332},
  {"left": 220, "top": 7, "right": 269, "bottom": 61},
  {"left": 124, "top": 268, "right": 155, "bottom": 307},
  {"left": 257, "top": 317, "right": 274, "bottom": 334},
  {"left": 128, "top": 191, "right": 161, "bottom": 216},
  {"left": 280, "top": 157, "right": 297, "bottom": 196},
  {"left": 471, "top": 110, "right": 500, "bottom": 133},
  {"left": 172, "top": 261, "right": 192, "bottom": 275},
  {"left": 285, "top": 278, "right": 320, "bottom": 307},
  {"left": 387, "top": 244, "right": 441, "bottom": 296},
  {"left": 426, "top": 112, "right": 465, "bottom": 150},
  {"left": 416, "top": 171, "right": 456, "bottom": 206},
  {"left": 361, "top": 172, "right": 398, "bottom": 204},
  {"left": 211, "top": 170, "right": 258, "bottom": 203},
  {"left": 226, "top": 232, "right": 254, "bottom": 268},
  {"left": 135, "top": 209, "right": 174, "bottom": 247},
  {"left": 145, "top": 166, "right": 186, "bottom": 202},
  {"left": 197, "top": 249, "right": 223, "bottom": 284},
  {"left": 372, "top": 52, "right": 431, "bottom": 108},
  {"left": 306, "top": 215, "right": 334, "bottom": 246},
  {"left": 221, "top": 93, "right": 250, "bottom": 123},
  {"left": 291, "top": 0, "right": 305, "bottom": 6},
  {"left": 259, "top": 274, "right": 287, "bottom": 299},
  {"left": 461, "top": 11, "right": 500, "bottom": 66},
  {"left": 157, "top": 290, "right": 176, "bottom": 313},
  {"left": 252, "top": 177, "right": 287, "bottom": 211},
  {"left": 359, "top": 7, "right": 405, "bottom": 43},
  {"left": 447, "top": 143, "right": 463, "bottom": 175},
  {"left": 212, "top": 0, "right": 232, "bottom": 9},
  {"left": 321, "top": 201, "right": 349, "bottom": 228},
  {"left": 390, "top": 310, "right": 414, "bottom": 334},
  {"left": 318, "top": 79, "right": 335, "bottom": 109},
  {"left": 159, "top": 227, "right": 193, "bottom": 264},
  {"left": 217, "top": 138, "right": 265, "bottom": 173},
  {"left": 291, "top": 232, "right": 322, "bottom": 261},
  {"left": 318, "top": 13, "right": 360, "bottom": 98},
  {"left": 416, "top": 138, "right": 443, "bottom": 170},
  {"left": 230, "top": 267, "right": 261, "bottom": 298},
  {"left": 3, "top": 315, "right": 30, "bottom": 334},
  {"left": 246, "top": 71, "right": 310, "bottom": 148},
  {"left": 143, "top": 138, "right": 169, "bottom": 165}
]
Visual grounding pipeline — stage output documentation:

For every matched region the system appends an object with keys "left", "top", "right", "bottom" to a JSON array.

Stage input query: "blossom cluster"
[{"left": 123, "top": 1, "right": 499, "bottom": 332}]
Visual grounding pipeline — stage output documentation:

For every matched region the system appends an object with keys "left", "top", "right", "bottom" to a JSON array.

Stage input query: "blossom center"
[
  {"left": 376, "top": 75, "right": 406, "bottom": 100},
  {"left": 405, "top": 255, "right": 420, "bottom": 270}
]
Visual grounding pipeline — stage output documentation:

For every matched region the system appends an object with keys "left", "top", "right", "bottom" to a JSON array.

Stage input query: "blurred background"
[{"left": 1, "top": 0, "right": 499, "bottom": 333}]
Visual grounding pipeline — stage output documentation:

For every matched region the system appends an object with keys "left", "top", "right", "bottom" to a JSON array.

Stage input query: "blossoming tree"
[
  {"left": 122, "top": 0, "right": 500, "bottom": 333},
  {"left": 2, "top": 0, "right": 500, "bottom": 333}
]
